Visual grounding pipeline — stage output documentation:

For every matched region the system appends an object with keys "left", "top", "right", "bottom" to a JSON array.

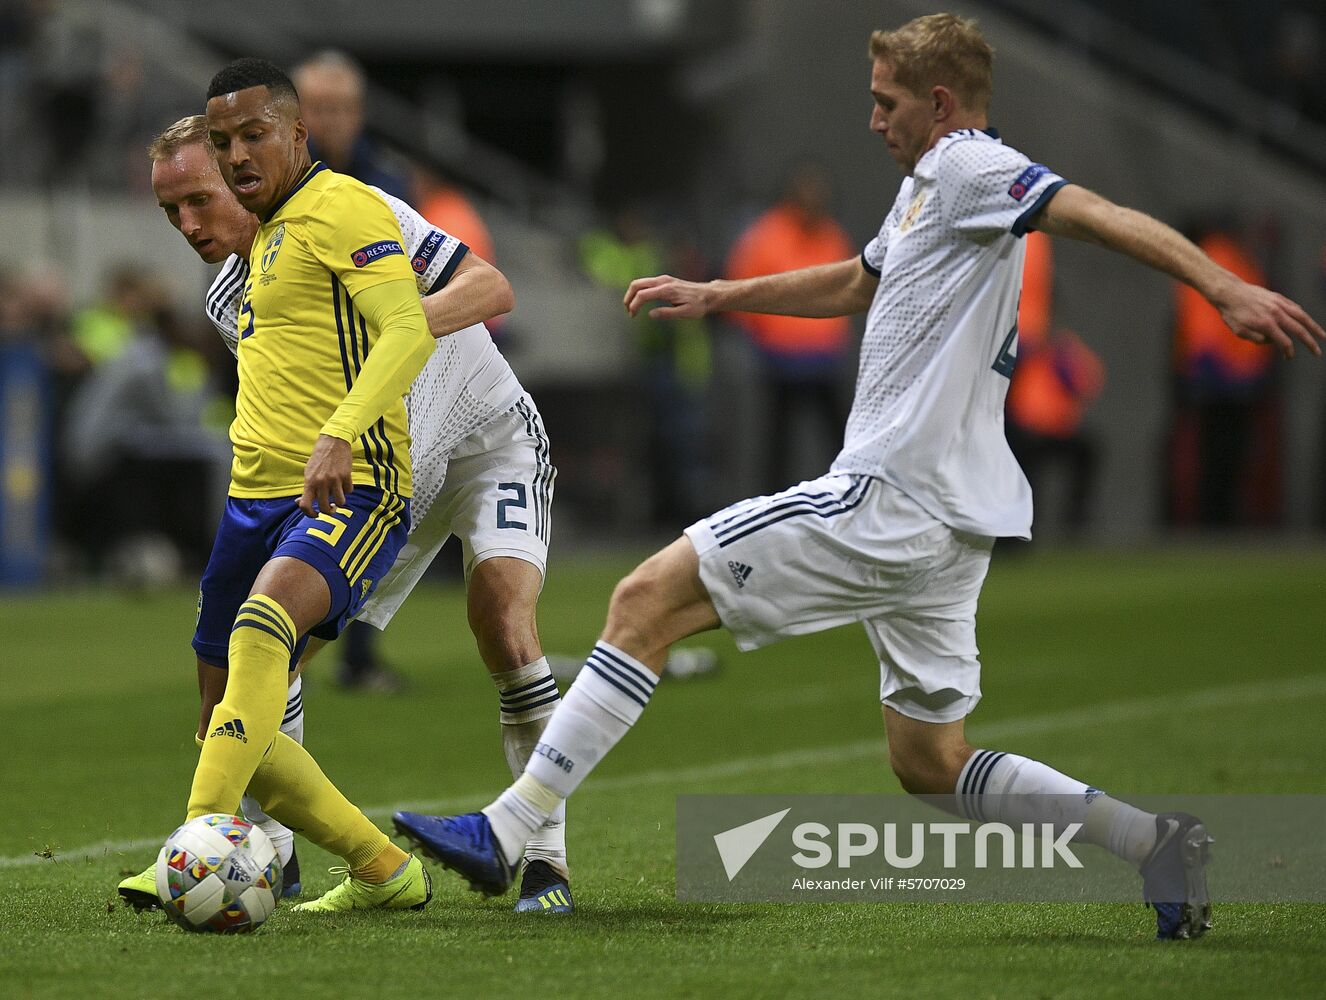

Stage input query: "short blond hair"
[
  {"left": 147, "top": 115, "right": 211, "bottom": 161},
  {"left": 869, "top": 14, "right": 994, "bottom": 113}
]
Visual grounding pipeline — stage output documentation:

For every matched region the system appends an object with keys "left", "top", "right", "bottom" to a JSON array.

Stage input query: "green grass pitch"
[{"left": 3, "top": 546, "right": 1324, "bottom": 998}]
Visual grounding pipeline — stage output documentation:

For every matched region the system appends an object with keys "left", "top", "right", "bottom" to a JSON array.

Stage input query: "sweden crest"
[{"left": 261, "top": 224, "right": 285, "bottom": 273}]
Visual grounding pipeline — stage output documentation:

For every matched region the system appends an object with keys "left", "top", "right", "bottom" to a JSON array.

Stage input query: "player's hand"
[
  {"left": 624, "top": 274, "right": 715, "bottom": 319},
  {"left": 301, "top": 434, "right": 354, "bottom": 517},
  {"left": 1217, "top": 281, "right": 1325, "bottom": 359}
]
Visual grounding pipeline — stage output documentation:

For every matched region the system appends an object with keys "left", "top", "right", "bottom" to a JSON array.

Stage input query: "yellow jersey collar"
[{"left": 263, "top": 161, "right": 328, "bottom": 222}]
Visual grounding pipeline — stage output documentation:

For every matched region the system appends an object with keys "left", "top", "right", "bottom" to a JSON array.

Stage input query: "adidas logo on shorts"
[
  {"left": 210, "top": 718, "right": 248, "bottom": 743},
  {"left": 727, "top": 560, "right": 753, "bottom": 589}
]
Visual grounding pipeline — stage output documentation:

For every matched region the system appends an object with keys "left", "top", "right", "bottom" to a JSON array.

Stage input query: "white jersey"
[
  {"left": 831, "top": 128, "right": 1067, "bottom": 539},
  {"left": 204, "top": 184, "right": 524, "bottom": 529}
]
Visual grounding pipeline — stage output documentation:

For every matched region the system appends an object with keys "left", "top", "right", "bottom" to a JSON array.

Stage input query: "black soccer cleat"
[
  {"left": 1141, "top": 812, "right": 1214, "bottom": 940},
  {"left": 281, "top": 845, "right": 302, "bottom": 898},
  {"left": 514, "top": 860, "right": 574, "bottom": 914}
]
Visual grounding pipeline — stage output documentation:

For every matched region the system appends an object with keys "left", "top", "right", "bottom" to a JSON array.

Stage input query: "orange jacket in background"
[
  {"left": 1173, "top": 232, "right": 1272, "bottom": 385},
  {"left": 1019, "top": 230, "right": 1053, "bottom": 347},
  {"left": 1007, "top": 331, "right": 1106, "bottom": 438},
  {"left": 1007, "top": 232, "right": 1105, "bottom": 438},
  {"left": 724, "top": 204, "right": 854, "bottom": 357},
  {"left": 419, "top": 186, "right": 496, "bottom": 265}
]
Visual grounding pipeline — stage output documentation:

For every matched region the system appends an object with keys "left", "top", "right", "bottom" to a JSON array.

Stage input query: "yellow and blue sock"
[{"left": 185, "top": 595, "right": 296, "bottom": 820}]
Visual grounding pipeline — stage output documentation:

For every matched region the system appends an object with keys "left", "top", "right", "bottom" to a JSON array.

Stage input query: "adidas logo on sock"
[
  {"left": 210, "top": 718, "right": 248, "bottom": 743},
  {"left": 727, "top": 560, "right": 753, "bottom": 589}
]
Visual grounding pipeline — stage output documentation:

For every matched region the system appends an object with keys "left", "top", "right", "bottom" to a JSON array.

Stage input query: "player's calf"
[{"left": 882, "top": 707, "right": 973, "bottom": 797}]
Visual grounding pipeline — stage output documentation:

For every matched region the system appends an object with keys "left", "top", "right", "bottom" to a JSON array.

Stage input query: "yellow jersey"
[{"left": 231, "top": 162, "right": 418, "bottom": 498}]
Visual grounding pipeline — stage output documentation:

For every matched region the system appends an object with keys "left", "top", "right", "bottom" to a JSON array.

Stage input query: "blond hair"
[
  {"left": 869, "top": 14, "right": 994, "bottom": 112},
  {"left": 147, "top": 115, "right": 211, "bottom": 161}
]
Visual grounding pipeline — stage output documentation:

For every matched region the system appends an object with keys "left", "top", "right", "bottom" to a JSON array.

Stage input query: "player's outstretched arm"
[
  {"left": 303, "top": 278, "right": 434, "bottom": 515},
  {"left": 624, "top": 257, "right": 877, "bottom": 321},
  {"left": 420, "top": 253, "right": 514, "bottom": 338},
  {"left": 1035, "top": 184, "right": 1324, "bottom": 359}
]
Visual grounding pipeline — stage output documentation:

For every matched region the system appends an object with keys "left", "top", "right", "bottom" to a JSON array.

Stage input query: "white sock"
[
  {"left": 484, "top": 642, "right": 659, "bottom": 866},
  {"left": 279, "top": 673, "right": 304, "bottom": 745},
  {"left": 241, "top": 674, "right": 304, "bottom": 866},
  {"left": 493, "top": 657, "right": 568, "bottom": 877},
  {"left": 956, "top": 749, "right": 1158, "bottom": 867}
]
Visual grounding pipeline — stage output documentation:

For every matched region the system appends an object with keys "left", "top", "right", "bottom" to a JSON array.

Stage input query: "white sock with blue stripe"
[
  {"left": 240, "top": 674, "right": 304, "bottom": 866},
  {"left": 494, "top": 658, "right": 568, "bottom": 877},
  {"left": 484, "top": 642, "right": 659, "bottom": 866},
  {"left": 956, "top": 749, "right": 1157, "bottom": 867}
]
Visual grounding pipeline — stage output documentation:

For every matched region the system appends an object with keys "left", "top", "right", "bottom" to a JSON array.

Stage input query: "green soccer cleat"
[
  {"left": 117, "top": 865, "right": 160, "bottom": 911},
  {"left": 291, "top": 855, "right": 432, "bottom": 913}
]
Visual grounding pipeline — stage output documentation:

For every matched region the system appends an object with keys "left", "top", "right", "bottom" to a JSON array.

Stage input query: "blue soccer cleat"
[
  {"left": 1140, "top": 812, "right": 1214, "bottom": 940},
  {"left": 393, "top": 811, "right": 515, "bottom": 897},
  {"left": 514, "top": 860, "right": 574, "bottom": 914},
  {"left": 282, "top": 845, "right": 302, "bottom": 898}
]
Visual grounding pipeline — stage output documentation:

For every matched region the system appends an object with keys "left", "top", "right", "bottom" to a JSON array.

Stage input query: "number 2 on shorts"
[{"left": 497, "top": 482, "right": 528, "bottom": 530}]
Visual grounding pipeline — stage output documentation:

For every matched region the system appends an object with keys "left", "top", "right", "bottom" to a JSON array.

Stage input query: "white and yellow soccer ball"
[{"left": 155, "top": 814, "right": 282, "bottom": 933}]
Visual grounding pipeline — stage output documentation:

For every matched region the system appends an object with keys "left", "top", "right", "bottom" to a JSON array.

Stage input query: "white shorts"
[
  {"left": 357, "top": 394, "right": 555, "bottom": 628},
  {"left": 684, "top": 473, "right": 994, "bottom": 724}
]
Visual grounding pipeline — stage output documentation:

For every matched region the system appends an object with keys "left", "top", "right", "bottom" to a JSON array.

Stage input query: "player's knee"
[
  {"left": 610, "top": 566, "right": 652, "bottom": 613},
  {"left": 603, "top": 567, "right": 661, "bottom": 648},
  {"left": 469, "top": 600, "right": 540, "bottom": 671}
]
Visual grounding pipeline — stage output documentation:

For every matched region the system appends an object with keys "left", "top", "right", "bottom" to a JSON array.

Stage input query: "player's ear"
[
  {"left": 931, "top": 85, "right": 955, "bottom": 121},
  {"left": 291, "top": 115, "right": 308, "bottom": 149}
]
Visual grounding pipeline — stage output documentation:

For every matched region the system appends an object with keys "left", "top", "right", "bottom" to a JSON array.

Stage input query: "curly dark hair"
[{"left": 206, "top": 57, "right": 298, "bottom": 105}]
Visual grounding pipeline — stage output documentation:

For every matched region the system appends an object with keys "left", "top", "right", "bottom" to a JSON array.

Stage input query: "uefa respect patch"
[
  {"left": 412, "top": 229, "right": 445, "bottom": 273},
  {"left": 1008, "top": 164, "right": 1049, "bottom": 202},
  {"left": 350, "top": 240, "right": 405, "bottom": 267}
]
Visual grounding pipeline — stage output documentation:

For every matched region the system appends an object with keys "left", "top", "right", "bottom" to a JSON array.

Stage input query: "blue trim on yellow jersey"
[
  {"left": 331, "top": 274, "right": 403, "bottom": 493},
  {"left": 263, "top": 161, "right": 329, "bottom": 222},
  {"left": 331, "top": 275, "right": 390, "bottom": 491},
  {"left": 354, "top": 305, "right": 400, "bottom": 495},
  {"left": 354, "top": 302, "right": 394, "bottom": 494},
  {"left": 426, "top": 242, "right": 469, "bottom": 295}
]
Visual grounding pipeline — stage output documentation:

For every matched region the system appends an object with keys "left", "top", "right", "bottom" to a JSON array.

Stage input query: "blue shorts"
[{"left": 192, "top": 487, "right": 410, "bottom": 669}]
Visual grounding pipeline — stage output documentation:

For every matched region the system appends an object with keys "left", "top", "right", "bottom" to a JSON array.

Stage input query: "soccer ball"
[{"left": 155, "top": 814, "right": 283, "bottom": 933}]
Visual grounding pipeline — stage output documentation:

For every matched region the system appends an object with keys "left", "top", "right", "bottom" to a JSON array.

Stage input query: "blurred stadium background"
[{"left": 2, "top": 0, "right": 1326, "bottom": 589}]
